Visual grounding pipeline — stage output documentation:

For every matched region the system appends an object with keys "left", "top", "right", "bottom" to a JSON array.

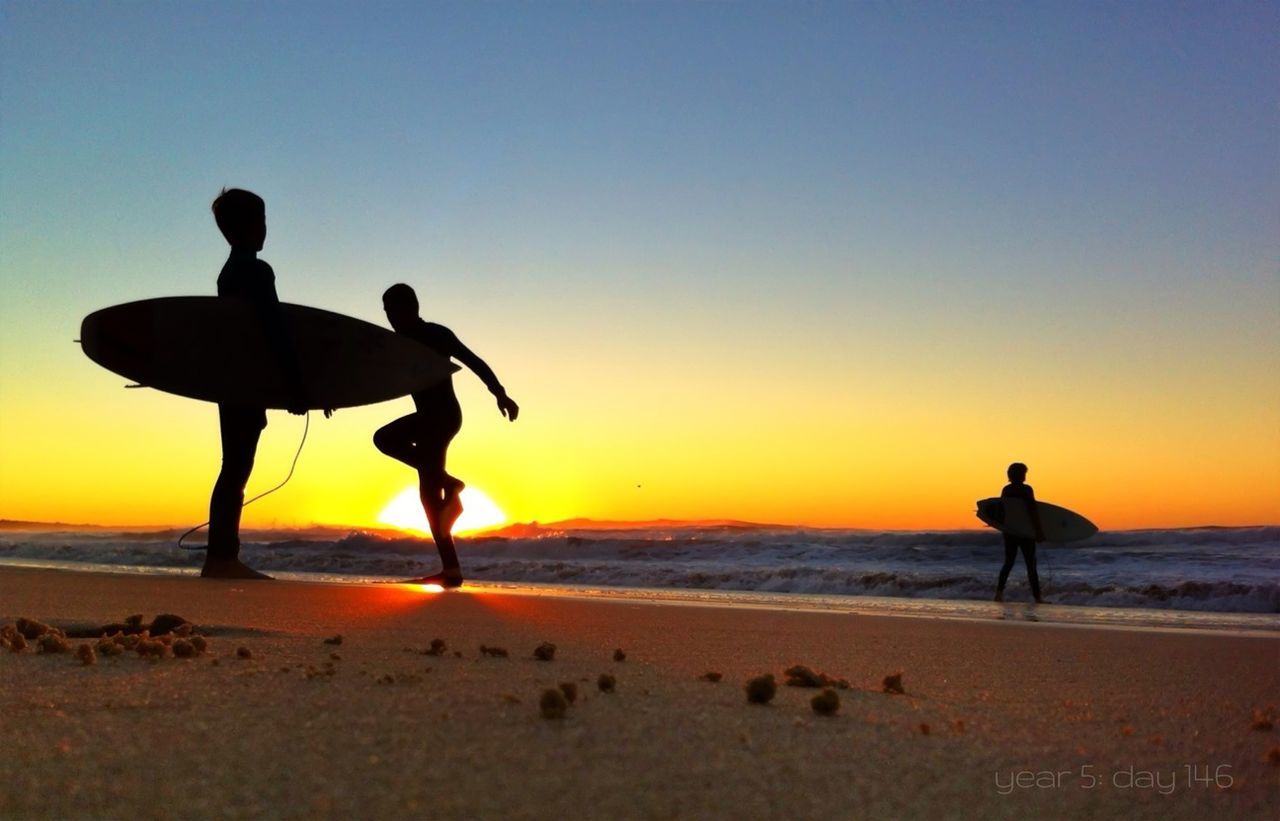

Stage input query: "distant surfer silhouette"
[
  {"left": 375, "top": 283, "right": 519, "bottom": 587},
  {"left": 994, "top": 462, "right": 1045, "bottom": 603},
  {"left": 203, "top": 189, "right": 310, "bottom": 580}
]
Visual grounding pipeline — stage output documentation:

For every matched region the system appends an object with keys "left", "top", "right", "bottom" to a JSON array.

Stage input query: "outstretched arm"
[{"left": 451, "top": 339, "right": 518, "bottom": 421}]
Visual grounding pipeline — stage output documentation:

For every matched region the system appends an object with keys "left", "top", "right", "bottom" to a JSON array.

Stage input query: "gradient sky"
[{"left": 2, "top": 2, "right": 1277, "bottom": 530}]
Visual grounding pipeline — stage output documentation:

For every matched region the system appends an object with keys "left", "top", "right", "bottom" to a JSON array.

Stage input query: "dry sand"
[{"left": 1, "top": 566, "right": 1276, "bottom": 819}]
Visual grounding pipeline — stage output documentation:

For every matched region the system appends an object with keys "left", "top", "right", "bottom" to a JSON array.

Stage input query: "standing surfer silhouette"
[
  {"left": 994, "top": 462, "right": 1045, "bottom": 603},
  {"left": 202, "top": 189, "right": 309, "bottom": 580},
  {"left": 374, "top": 283, "right": 518, "bottom": 588}
]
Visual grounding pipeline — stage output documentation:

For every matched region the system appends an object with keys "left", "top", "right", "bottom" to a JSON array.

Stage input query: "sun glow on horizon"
[{"left": 377, "top": 485, "right": 507, "bottom": 536}]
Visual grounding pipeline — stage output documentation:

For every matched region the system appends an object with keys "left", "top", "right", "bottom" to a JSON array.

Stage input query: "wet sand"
[{"left": 1, "top": 566, "right": 1276, "bottom": 819}]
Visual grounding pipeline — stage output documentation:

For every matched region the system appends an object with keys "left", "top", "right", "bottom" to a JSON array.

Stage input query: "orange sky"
[{"left": 2, "top": 331, "right": 1277, "bottom": 531}]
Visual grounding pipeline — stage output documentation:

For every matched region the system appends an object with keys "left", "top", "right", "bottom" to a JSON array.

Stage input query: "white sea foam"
[{"left": 1, "top": 524, "right": 1276, "bottom": 614}]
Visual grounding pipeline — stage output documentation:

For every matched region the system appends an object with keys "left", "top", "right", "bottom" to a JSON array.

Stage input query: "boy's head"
[
  {"left": 212, "top": 188, "right": 266, "bottom": 250},
  {"left": 1007, "top": 462, "right": 1028, "bottom": 482},
  {"left": 383, "top": 283, "right": 419, "bottom": 332}
]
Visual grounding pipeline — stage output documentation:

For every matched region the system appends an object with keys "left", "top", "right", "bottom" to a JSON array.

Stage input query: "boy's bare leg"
[
  {"left": 203, "top": 406, "right": 272, "bottom": 580},
  {"left": 419, "top": 475, "right": 463, "bottom": 586}
]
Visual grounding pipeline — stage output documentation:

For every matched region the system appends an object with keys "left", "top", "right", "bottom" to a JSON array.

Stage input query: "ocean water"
[{"left": 2, "top": 523, "right": 1276, "bottom": 628}]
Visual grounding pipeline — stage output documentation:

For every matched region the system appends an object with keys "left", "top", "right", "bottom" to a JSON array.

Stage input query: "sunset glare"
[{"left": 378, "top": 485, "right": 507, "bottom": 536}]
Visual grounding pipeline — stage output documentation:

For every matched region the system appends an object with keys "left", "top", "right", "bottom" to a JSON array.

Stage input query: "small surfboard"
[
  {"left": 81, "top": 296, "right": 458, "bottom": 410},
  {"left": 975, "top": 497, "right": 1097, "bottom": 542}
]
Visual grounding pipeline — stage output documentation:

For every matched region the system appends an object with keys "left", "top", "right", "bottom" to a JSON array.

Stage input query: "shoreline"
[
  {"left": 2, "top": 566, "right": 1277, "bottom": 819},
  {"left": 2, "top": 560, "right": 1277, "bottom": 636}
]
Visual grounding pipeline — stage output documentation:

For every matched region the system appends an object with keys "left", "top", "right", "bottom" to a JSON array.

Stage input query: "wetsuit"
[
  {"left": 996, "top": 482, "right": 1041, "bottom": 600},
  {"left": 206, "top": 248, "right": 277, "bottom": 560},
  {"left": 373, "top": 319, "right": 504, "bottom": 483}
]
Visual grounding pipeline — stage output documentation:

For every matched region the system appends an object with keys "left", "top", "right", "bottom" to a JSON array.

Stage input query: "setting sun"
[{"left": 377, "top": 485, "right": 508, "bottom": 536}]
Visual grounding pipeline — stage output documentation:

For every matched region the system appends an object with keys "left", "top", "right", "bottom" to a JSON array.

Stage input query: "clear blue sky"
[{"left": 2, "top": 2, "right": 1277, "bottom": 528}]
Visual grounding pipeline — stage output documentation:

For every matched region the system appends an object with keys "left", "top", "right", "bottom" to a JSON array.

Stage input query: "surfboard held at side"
[
  {"left": 975, "top": 497, "right": 1098, "bottom": 542},
  {"left": 81, "top": 296, "right": 459, "bottom": 410}
]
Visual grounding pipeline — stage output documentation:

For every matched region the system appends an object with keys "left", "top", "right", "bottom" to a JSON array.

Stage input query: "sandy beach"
[{"left": 1, "top": 566, "right": 1276, "bottom": 820}]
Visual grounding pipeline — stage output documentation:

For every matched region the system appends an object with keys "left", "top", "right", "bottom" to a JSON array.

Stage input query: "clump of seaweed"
[
  {"left": 422, "top": 638, "right": 447, "bottom": 656},
  {"left": 61, "top": 613, "right": 197, "bottom": 639},
  {"left": 539, "top": 688, "right": 568, "bottom": 720},
  {"left": 745, "top": 674, "right": 777, "bottom": 705},
  {"left": 533, "top": 642, "right": 557, "bottom": 661},
  {"left": 136, "top": 639, "right": 169, "bottom": 659},
  {"left": 147, "top": 614, "right": 190, "bottom": 636},
  {"left": 17, "top": 618, "right": 56, "bottom": 640},
  {"left": 1251, "top": 707, "right": 1276, "bottom": 731},
  {"left": 236, "top": 646, "right": 254, "bottom": 660},
  {"left": 323, "top": 635, "right": 343, "bottom": 646},
  {"left": 882, "top": 673, "right": 905, "bottom": 695},
  {"left": 76, "top": 644, "right": 96, "bottom": 666},
  {"left": 38, "top": 633, "right": 71, "bottom": 654},
  {"left": 613, "top": 648, "right": 627, "bottom": 662},
  {"left": 699, "top": 671, "right": 723, "bottom": 683},
  {"left": 172, "top": 638, "right": 197, "bottom": 659},
  {"left": 784, "top": 665, "right": 849, "bottom": 689},
  {"left": 597, "top": 673, "right": 616, "bottom": 693},
  {"left": 811, "top": 689, "right": 840, "bottom": 716},
  {"left": 479, "top": 645, "right": 509, "bottom": 658},
  {"left": 558, "top": 682, "right": 578, "bottom": 704}
]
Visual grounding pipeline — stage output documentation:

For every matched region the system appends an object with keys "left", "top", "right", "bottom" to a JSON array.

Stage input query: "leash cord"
[{"left": 177, "top": 411, "right": 310, "bottom": 550}]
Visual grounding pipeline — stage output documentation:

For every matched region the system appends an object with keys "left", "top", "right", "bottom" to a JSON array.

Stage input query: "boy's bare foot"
[
  {"left": 200, "top": 558, "right": 273, "bottom": 580},
  {"left": 406, "top": 571, "right": 463, "bottom": 588},
  {"left": 441, "top": 490, "right": 464, "bottom": 533}
]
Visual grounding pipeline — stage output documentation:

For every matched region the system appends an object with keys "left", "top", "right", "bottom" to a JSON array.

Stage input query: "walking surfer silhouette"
[{"left": 994, "top": 462, "right": 1046, "bottom": 603}]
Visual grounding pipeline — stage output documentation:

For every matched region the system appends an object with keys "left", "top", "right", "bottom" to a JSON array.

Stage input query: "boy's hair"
[
  {"left": 383, "top": 283, "right": 418, "bottom": 309},
  {"left": 1007, "top": 462, "right": 1028, "bottom": 481},
  {"left": 211, "top": 188, "right": 265, "bottom": 244}
]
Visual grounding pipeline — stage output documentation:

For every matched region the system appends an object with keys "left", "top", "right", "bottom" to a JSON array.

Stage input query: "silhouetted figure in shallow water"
[
  {"left": 203, "top": 188, "right": 310, "bottom": 580},
  {"left": 994, "top": 462, "right": 1045, "bottom": 603},
  {"left": 375, "top": 283, "right": 518, "bottom": 587}
]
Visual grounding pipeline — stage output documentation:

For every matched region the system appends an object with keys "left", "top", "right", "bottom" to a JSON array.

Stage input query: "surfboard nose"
[{"left": 81, "top": 303, "right": 156, "bottom": 382}]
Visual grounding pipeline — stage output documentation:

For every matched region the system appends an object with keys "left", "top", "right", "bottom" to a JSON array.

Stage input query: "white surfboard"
[{"left": 975, "top": 497, "right": 1097, "bottom": 542}]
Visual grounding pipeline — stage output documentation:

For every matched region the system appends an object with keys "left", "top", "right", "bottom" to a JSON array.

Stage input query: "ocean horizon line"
[{"left": 3, "top": 517, "right": 1278, "bottom": 537}]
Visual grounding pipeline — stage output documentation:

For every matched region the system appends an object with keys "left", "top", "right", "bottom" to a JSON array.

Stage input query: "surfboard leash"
[{"left": 177, "top": 411, "right": 311, "bottom": 551}]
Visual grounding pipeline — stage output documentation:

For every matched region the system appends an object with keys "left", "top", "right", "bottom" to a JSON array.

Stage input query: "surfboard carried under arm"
[
  {"left": 81, "top": 296, "right": 458, "bottom": 409},
  {"left": 975, "top": 497, "right": 1097, "bottom": 542}
]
